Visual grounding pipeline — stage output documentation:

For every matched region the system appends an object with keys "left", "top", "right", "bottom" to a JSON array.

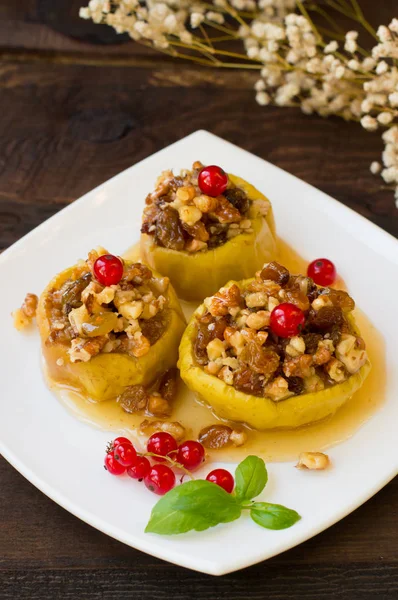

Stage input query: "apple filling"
[
  {"left": 193, "top": 262, "right": 368, "bottom": 400},
  {"left": 43, "top": 248, "right": 170, "bottom": 363},
  {"left": 141, "top": 161, "right": 270, "bottom": 253}
]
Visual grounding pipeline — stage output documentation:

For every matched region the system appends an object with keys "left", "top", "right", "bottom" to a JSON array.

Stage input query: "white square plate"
[{"left": 1, "top": 130, "right": 397, "bottom": 575}]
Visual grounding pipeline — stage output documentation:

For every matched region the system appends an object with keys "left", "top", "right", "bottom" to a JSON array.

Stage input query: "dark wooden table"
[{"left": 1, "top": 2, "right": 397, "bottom": 598}]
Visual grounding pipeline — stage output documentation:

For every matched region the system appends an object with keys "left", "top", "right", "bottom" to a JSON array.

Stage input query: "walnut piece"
[
  {"left": 140, "top": 420, "right": 186, "bottom": 442},
  {"left": 12, "top": 293, "right": 39, "bottom": 330},
  {"left": 296, "top": 452, "right": 330, "bottom": 470}
]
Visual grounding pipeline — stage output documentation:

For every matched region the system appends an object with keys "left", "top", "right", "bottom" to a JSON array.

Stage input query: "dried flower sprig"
[{"left": 80, "top": 1, "right": 398, "bottom": 208}]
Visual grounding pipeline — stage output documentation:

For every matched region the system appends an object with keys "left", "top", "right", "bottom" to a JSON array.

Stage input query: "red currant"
[
  {"left": 270, "top": 303, "right": 305, "bottom": 338},
  {"left": 107, "top": 436, "right": 132, "bottom": 453},
  {"left": 147, "top": 432, "right": 178, "bottom": 461},
  {"left": 113, "top": 442, "right": 137, "bottom": 468},
  {"left": 198, "top": 165, "right": 228, "bottom": 197},
  {"left": 93, "top": 254, "right": 124, "bottom": 286},
  {"left": 127, "top": 456, "right": 151, "bottom": 480},
  {"left": 144, "top": 464, "right": 176, "bottom": 495},
  {"left": 177, "top": 441, "right": 205, "bottom": 471},
  {"left": 104, "top": 453, "right": 126, "bottom": 476},
  {"left": 206, "top": 469, "right": 234, "bottom": 493},
  {"left": 307, "top": 258, "right": 337, "bottom": 286}
]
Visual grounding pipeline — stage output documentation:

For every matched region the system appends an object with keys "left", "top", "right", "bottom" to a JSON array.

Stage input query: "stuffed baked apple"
[
  {"left": 179, "top": 262, "right": 370, "bottom": 429},
  {"left": 140, "top": 161, "right": 277, "bottom": 301},
  {"left": 37, "top": 248, "right": 185, "bottom": 402}
]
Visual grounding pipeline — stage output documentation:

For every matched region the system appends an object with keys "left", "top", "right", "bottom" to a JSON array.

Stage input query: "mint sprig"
[{"left": 145, "top": 455, "right": 301, "bottom": 536}]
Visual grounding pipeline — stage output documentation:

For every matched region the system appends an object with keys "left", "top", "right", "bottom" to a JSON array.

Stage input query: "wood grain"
[{"left": 0, "top": 1, "right": 397, "bottom": 597}]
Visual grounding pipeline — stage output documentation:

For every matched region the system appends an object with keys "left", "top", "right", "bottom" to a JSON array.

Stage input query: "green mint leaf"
[
  {"left": 234, "top": 456, "right": 268, "bottom": 503},
  {"left": 145, "top": 480, "right": 241, "bottom": 535},
  {"left": 250, "top": 502, "right": 301, "bottom": 530}
]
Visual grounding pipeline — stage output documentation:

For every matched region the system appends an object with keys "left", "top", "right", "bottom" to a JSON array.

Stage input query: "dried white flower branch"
[{"left": 80, "top": 0, "right": 398, "bottom": 208}]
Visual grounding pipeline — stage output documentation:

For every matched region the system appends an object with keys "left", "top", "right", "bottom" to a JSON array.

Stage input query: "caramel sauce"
[{"left": 47, "top": 239, "right": 386, "bottom": 463}]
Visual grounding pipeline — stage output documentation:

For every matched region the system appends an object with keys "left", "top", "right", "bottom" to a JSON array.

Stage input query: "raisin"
[
  {"left": 302, "top": 333, "right": 322, "bottom": 354},
  {"left": 283, "top": 288, "right": 310, "bottom": 311},
  {"left": 260, "top": 262, "right": 290, "bottom": 286},
  {"left": 117, "top": 385, "right": 149, "bottom": 413},
  {"left": 307, "top": 280, "right": 319, "bottom": 303},
  {"left": 62, "top": 272, "right": 91, "bottom": 311},
  {"left": 158, "top": 368, "right": 178, "bottom": 404},
  {"left": 154, "top": 206, "right": 185, "bottom": 250},
  {"left": 198, "top": 425, "right": 232, "bottom": 449},
  {"left": 240, "top": 341, "right": 280, "bottom": 377},
  {"left": 310, "top": 306, "right": 344, "bottom": 331},
  {"left": 234, "top": 369, "right": 264, "bottom": 396},
  {"left": 140, "top": 314, "right": 165, "bottom": 344},
  {"left": 286, "top": 376, "right": 304, "bottom": 395},
  {"left": 182, "top": 221, "right": 209, "bottom": 242},
  {"left": 224, "top": 187, "right": 250, "bottom": 214},
  {"left": 330, "top": 325, "right": 342, "bottom": 346},
  {"left": 320, "top": 288, "right": 355, "bottom": 312}
]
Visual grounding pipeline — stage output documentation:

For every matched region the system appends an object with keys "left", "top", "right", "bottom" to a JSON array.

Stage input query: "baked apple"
[
  {"left": 37, "top": 248, "right": 185, "bottom": 402},
  {"left": 179, "top": 262, "right": 370, "bottom": 429},
  {"left": 140, "top": 161, "right": 277, "bottom": 301}
]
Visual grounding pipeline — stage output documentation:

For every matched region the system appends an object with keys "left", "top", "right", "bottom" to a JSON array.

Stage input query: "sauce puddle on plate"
[{"left": 47, "top": 240, "right": 386, "bottom": 463}]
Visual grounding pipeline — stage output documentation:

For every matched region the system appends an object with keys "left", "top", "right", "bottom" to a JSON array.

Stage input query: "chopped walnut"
[
  {"left": 336, "top": 333, "right": 367, "bottom": 374},
  {"left": 12, "top": 293, "right": 38, "bottom": 330},
  {"left": 193, "top": 194, "right": 218, "bottom": 213},
  {"left": 296, "top": 452, "right": 330, "bottom": 470},
  {"left": 283, "top": 355, "right": 314, "bottom": 378},
  {"left": 69, "top": 336, "right": 107, "bottom": 363},
  {"left": 245, "top": 292, "right": 268, "bottom": 309},
  {"left": 285, "top": 336, "right": 305, "bottom": 358},
  {"left": 218, "top": 365, "right": 234, "bottom": 385},
  {"left": 147, "top": 394, "right": 171, "bottom": 417},
  {"left": 229, "top": 428, "right": 248, "bottom": 447},
  {"left": 140, "top": 420, "right": 186, "bottom": 442},
  {"left": 263, "top": 376, "right": 292, "bottom": 401},
  {"left": 246, "top": 310, "right": 270, "bottom": 330},
  {"left": 185, "top": 239, "right": 207, "bottom": 253},
  {"left": 303, "top": 374, "right": 325, "bottom": 393},
  {"left": 207, "top": 338, "right": 226, "bottom": 361},
  {"left": 205, "top": 284, "right": 242, "bottom": 317},
  {"left": 129, "top": 332, "right": 151, "bottom": 358},
  {"left": 325, "top": 358, "right": 347, "bottom": 382},
  {"left": 313, "top": 340, "right": 334, "bottom": 365}
]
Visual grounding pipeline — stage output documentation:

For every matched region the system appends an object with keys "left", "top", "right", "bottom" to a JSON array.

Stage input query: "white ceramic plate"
[{"left": 1, "top": 130, "right": 397, "bottom": 575}]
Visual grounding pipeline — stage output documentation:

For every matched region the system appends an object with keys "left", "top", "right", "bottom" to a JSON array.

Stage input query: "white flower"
[
  {"left": 377, "top": 25, "right": 392, "bottom": 42},
  {"left": 361, "top": 115, "right": 378, "bottom": 131},
  {"left": 345, "top": 39, "right": 357, "bottom": 53},
  {"left": 378, "top": 112, "right": 394, "bottom": 125},
  {"left": 370, "top": 161, "right": 382, "bottom": 175},
  {"left": 256, "top": 91, "right": 271, "bottom": 106},
  {"left": 376, "top": 61, "right": 389, "bottom": 75},
  {"left": 206, "top": 11, "right": 224, "bottom": 25},
  {"left": 190, "top": 12, "right": 204, "bottom": 28},
  {"left": 347, "top": 59, "right": 359, "bottom": 71},
  {"left": 382, "top": 167, "right": 398, "bottom": 184},
  {"left": 324, "top": 41, "right": 338, "bottom": 54},
  {"left": 254, "top": 79, "right": 266, "bottom": 92},
  {"left": 389, "top": 92, "right": 398, "bottom": 107},
  {"left": 390, "top": 18, "right": 398, "bottom": 34},
  {"left": 346, "top": 30, "right": 359, "bottom": 41}
]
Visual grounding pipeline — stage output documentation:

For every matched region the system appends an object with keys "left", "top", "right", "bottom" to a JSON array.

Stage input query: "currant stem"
[{"left": 144, "top": 452, "right": 194, "bottom": 479}]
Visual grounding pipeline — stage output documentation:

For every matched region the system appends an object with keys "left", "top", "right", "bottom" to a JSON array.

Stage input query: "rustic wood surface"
[{"left": 0, "top": 1, "right": 397, "bottom": 598}]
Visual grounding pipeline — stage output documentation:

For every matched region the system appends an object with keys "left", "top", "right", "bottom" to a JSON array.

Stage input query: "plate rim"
[{"left": 1, "top": 129, "right": 397, "bottom": 575}]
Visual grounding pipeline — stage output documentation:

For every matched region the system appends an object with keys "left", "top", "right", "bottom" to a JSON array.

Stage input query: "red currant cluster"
[{"left": 104, "top": 432, "right": 235, "bottom": 495}]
